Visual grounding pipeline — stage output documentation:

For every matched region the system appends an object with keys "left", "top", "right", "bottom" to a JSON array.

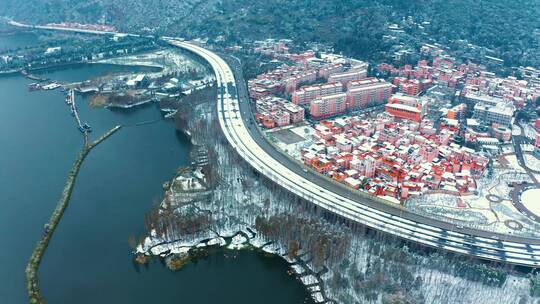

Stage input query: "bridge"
[
  {"left": 9, "top": 19, "right": 540, "bottom": 267},
  {"left": 165, "top": 38, "right": 540, "bottom": 268}
]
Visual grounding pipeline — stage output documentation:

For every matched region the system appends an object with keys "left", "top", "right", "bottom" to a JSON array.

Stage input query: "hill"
[{"left": 1, "top": 0, "right": 540, "bottom": 67}]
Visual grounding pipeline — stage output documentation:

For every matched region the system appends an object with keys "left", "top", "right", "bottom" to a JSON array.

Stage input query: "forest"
[
  {"left": 131, "top": 66, "right": 537, "bottom": 303},
  {"left": 1, "top": 0, "right": 540, "bottom": 67}
]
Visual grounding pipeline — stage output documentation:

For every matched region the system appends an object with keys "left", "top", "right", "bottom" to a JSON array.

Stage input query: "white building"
[{"left": 472, "top": 98, "right": 515, "bottom": 127}]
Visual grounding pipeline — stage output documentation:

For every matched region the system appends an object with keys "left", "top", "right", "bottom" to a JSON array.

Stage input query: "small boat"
[
  {"left": 28, "top": 83, "right": 41, "bottom": 91},
  {"left": 42, "top": 83, "right": 61, "bottom": 90}
]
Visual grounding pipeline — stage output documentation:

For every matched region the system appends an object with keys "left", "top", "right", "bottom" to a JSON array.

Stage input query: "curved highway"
[
  {"left": 11, "top": 17, "right": 538, "bottom": 268},
  {"left": 165, "top": 39, "right": 540, "bottom": 268}
]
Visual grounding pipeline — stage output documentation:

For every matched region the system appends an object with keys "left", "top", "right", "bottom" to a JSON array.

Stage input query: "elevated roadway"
[
  {"left": 167, "top": 39, "right": 540, "bottom": 268},
  {"left": 9, "top": 19, "right": 540, "bottom": 267}
]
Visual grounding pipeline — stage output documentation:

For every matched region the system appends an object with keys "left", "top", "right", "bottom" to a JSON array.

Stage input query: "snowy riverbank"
[
  {"left": 136, "top": 227, "right": 330, "bottom": 304},
  {"left": 132, "top": 80, "right": 537, "bottom": 304}
]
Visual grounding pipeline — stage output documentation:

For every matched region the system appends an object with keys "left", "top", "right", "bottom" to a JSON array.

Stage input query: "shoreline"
[
  {"left": 0, "top": 69, "right": 21, "bottom": 76},
  {"left": 132, "top": 98, "right": 331, "bottom": 303},
  {"left": 137, "top": 227, "right": 330, "bottom": 303},
  {"left": 0, "top": 51, "right": 165, "bottom": 76},
  {"left": 1, "top": 62, "right": 94, "bottom": 76},
  {"left": 25, "top": 126, "right": 122, "bottom": 304},
  {"left": 105, "top": 98, "right": 156, "bottom": 109},
  {"left": 90, "top": 60, "right": 164, "bottom": 70},
  {"left": 26, "top": 61, "right": 162, "bottom": 73},
  {"left": 0, "top": 61, "right": 153, "bottom": 81}
]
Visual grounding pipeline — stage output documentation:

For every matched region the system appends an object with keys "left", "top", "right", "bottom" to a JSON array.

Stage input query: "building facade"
[
  {"left": 346, "top": 78, "right": 393, "bottom": 110},
  {"left": 310, "top": 93, "right": 347, "bottom": 119}
]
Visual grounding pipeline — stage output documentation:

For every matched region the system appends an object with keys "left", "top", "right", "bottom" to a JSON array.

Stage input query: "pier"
[
  {"left": 21, "top": 69, "right": 49, "bottom": 82},
  {"left": 25, "top": 125, "right": 121, "bottom": 304},
  {"left": 66, "top": 89, "right": 92, "bottom": 133},
  {"left": 26, "top": 90, "right": 120, "bottom": 304}
]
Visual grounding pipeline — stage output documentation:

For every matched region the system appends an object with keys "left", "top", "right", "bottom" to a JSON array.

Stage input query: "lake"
[{"left": 0, "top": 52, "right": 313, "bottom": 303}]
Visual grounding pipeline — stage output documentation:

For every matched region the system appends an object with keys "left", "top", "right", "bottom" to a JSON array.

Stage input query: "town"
[
  {"left": 247, "top": 38, "right": 540, "bottom": 236},
  {"left": 4, "top": 4, "right": 540, "bottom": 303}
]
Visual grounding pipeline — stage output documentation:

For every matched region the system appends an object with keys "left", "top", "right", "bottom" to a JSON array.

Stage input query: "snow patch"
[
  {"left": 207, "top": 237, "right": 226, "bottom": 247},
  {"left": 227, "top": 234, "right": 248, "bottom": 250},
  {"left": 300, "top": 274, "right": 319, "bottom": 285}
]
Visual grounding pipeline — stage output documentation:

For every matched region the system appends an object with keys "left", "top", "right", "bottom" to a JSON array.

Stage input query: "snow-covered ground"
[
  {"left": 512, "top": 125, "right": 522, "bottom": 136},
  {"left": 407, "top": 164, "right": 540, "bottom": 237},
  {"left": 524, "top": 153, "right": 540, "bottom": 171},
  {"left": 522, "top": 189, "right": 540, "bottom": 216},
  {"left": 207, "top": 237, "right": 226, "bottom": 246},
  {"left": 174, "top": 175, "right": 205, "bottom": 191},
  {"left": 96, "top": 49, "right": 211, "bottom": 77},
  {"left": 300, "top": 274, "right": 318, "bottom": 285},
  {"left": 266, "top": 124, "right": 315, "bottom": 160},
  {"left": 522, "top": 144, "right": 536, "bottom": 153},
  {"left": 501, "top": 144, "right": 514, "bottom": 154},
  {"left": 290, "top": 264, "right": 305, "bottom": 275},
  {"left": 227, "top": 234, "right": 248, "bottom": 250},
  {"left": 137, "top": 87, "right": 540, "bottom": 303},
  {"left": 523, "top": 124, "right": 538, "bottom": 140},
  {"left": 505, "top": 154, "right": 527, "bottom": 172}
]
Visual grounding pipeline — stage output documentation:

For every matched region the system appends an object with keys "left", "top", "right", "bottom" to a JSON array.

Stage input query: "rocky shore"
[{"left": 136, "top": 226, "right": 331, "bottom": 304}]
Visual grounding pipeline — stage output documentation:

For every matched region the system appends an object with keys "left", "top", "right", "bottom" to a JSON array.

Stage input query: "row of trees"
[
  {"left": 144, "top": 200, "right": 212, "bottom": 243},
  {"left": 138, "top": 67, "right": 531, "bottom": 303},
  {"left": 173, "top": 84, "right": 216, "bottom": 131},
  {"left": 255, "top": 214, "right": 351, "bottom": 268},
  {"left": 1, "top": 30, "right": 156, "bottom": 71}
]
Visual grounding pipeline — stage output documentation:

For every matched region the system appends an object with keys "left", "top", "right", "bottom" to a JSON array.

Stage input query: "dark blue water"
[
  {"left": 33, "top": 63, "right": 162, "bottom": 82},
  {"left": 0, "top": 60, "right": 313, "bottom": 303},
  {"left": 0, "top": 31, "right": 40, "bottom": 53}
]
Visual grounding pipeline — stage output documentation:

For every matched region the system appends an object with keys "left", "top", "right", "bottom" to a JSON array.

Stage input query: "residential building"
[
  {"left": 255, "top": 96, "right": 305, "bottom": 128},
  {"left": 310, "top": 93, "right": 347, "bottom": 119},
  {"left": 328, "top": 70, "right": 367, "bottom": 85},
  {"left": 291, "top": 82, "right": 343, "bottom": 105},
  {"left": 471, "top": 95, "right": 515, "bottom": 127},
  {"left": 284, "top": 71, "right": 317, "bottom": 92},
  {"left": 385, "top": 94, "right": 428, "bottom": 123},
  {"left": 318, "top": 64, "right": 343, "bottom": 80},
  {"left": 346, "top": 78, "right": 393, "bottom": 109}
]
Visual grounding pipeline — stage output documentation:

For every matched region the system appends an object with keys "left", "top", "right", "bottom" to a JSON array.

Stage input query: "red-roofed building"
[
  {"left": 328, "top": 70, "right": 367, "bottom": 85},
  {"left": 346, "top": 78, "right": 393, "bottom": 110},
  {"left": 385, "top": 94, "right": 428, "bottom": 123},
  {"left": 310, "top": 93, "right": 347, "bottom": 119},
  {"left": 292, "top": 82, "right": 343, "bottom": 105}
]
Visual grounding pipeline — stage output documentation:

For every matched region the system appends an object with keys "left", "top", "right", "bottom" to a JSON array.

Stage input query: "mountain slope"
[{"left": 2, "top": 0, "right": 539, "bottom": 66}]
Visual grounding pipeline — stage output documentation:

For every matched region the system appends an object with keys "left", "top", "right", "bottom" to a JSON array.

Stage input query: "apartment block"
[
  {"left": 310, "top": 93, "right": 347, "bottom": 119},
  {"left": 291, "top": 82, "right": 343, "bottom": 105},
  {"left": 385, "top": 94, "right": 428, "bottom": 123},
  {"left": 346, "top": 78, "right": 393, "bottom": 110},
  {"left": 328, "top": 70, "right": 367, "bottom": 85}
]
